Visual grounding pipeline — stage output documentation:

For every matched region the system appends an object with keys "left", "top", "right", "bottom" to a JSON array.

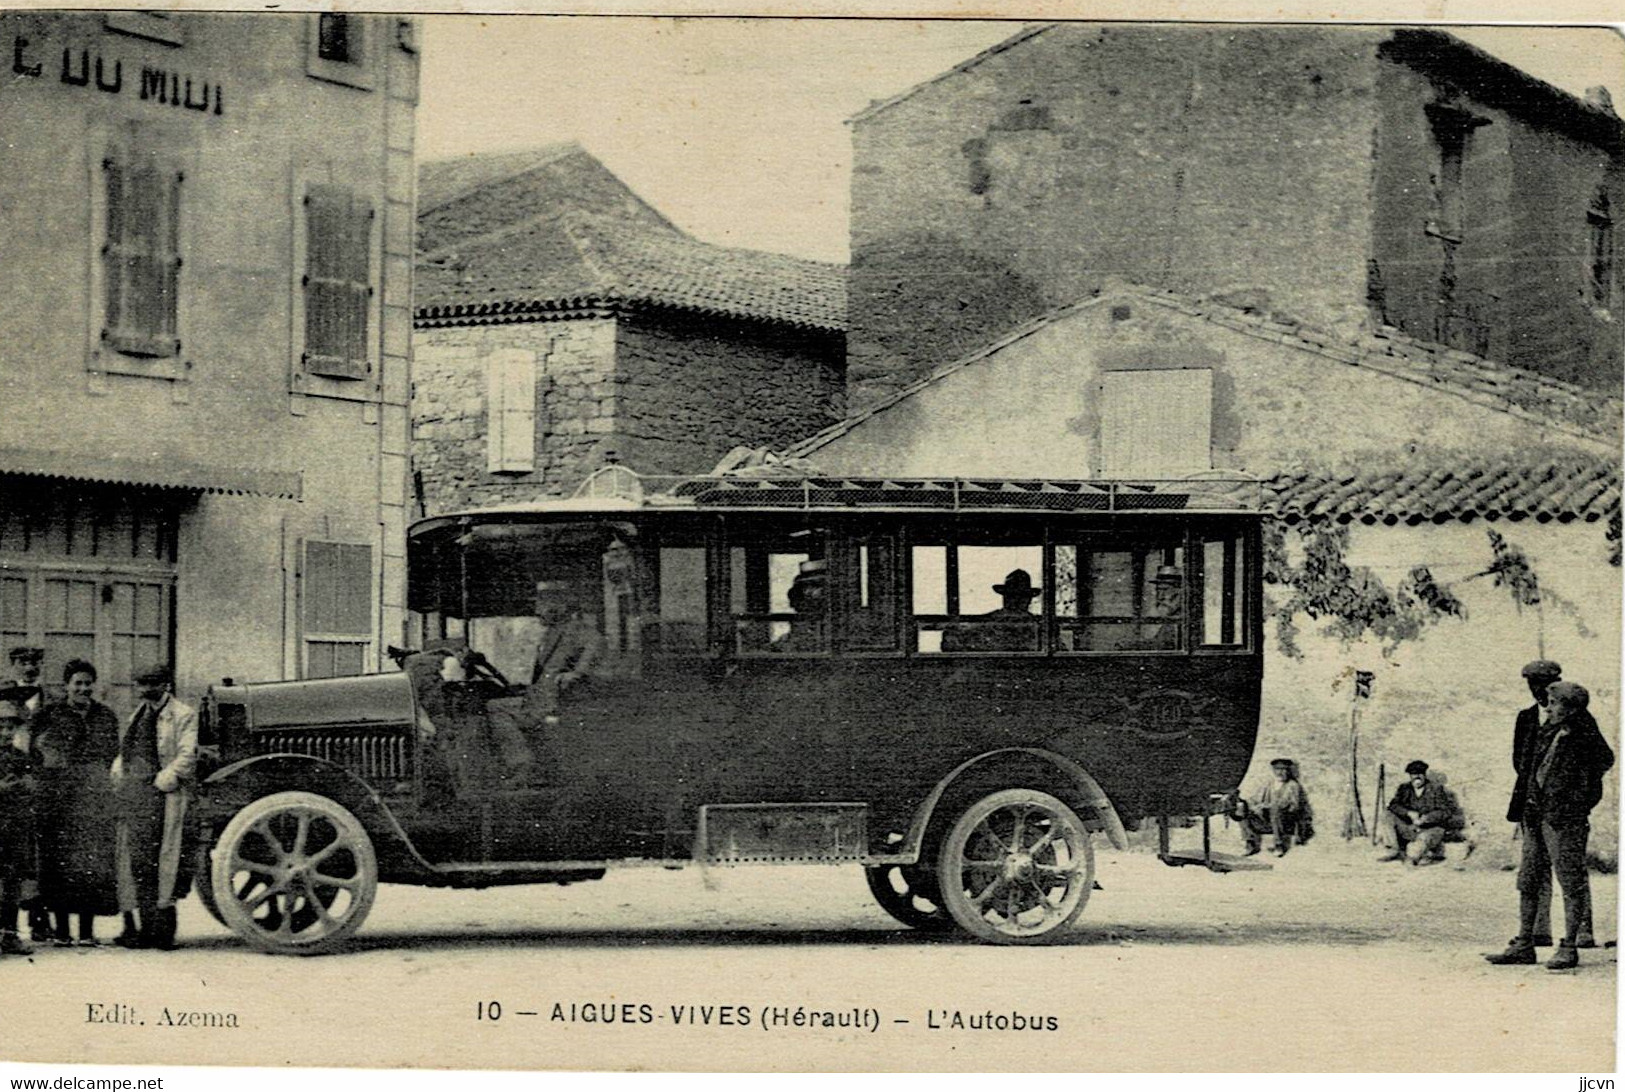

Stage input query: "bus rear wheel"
[
  {"left": 864, "top": 864, "right": 953, "bottom": 932},
  {"left": 211, "top": 791, "right": 378, "bottom": 956},
  {"left": 935, "top": 788, "right": 1094, "bottom": 944}
]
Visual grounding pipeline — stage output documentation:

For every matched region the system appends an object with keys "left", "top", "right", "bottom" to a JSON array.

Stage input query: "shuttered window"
[
  {"left": 1099, "top": 369, "right": 1213, "bottom": 478},
  {"left": 303, "top": 185, "right": 374, "bottom": 380},
  {"left": 103, "top": 149, "right": 181, "bottom": 359},
  {"left": 486, "top": 348, "right": 537, "bottom": 473},
  {"left": 303, "top": 540, "right": 372, "bottom": 678}
]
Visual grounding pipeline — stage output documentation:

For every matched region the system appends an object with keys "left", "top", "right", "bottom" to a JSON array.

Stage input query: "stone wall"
[
  {"left": 849, "top": 24, "right": 1384, "bottom": 408},
  {"left": 849, "top": 23, "right": 1623, "bottom": 410},
  {"left": 613, "top": 309, "right": 846, "bottom": 478},
  {"left": 412, "top": 318, "right": 618, "bottom": 514},
  {"left": 413, "top": 310, "right": 845, "bottom": 513},
  {"left": 1369, "top": 51, "right": 1623, "bottom": 390}
]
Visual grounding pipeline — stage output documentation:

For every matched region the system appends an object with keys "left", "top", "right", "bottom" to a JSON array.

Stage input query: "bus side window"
[
  {"left": 912, "top": 540, "right": 1043, "bottom": 654},
  {"left": 1197, "top": 534, "right": 1245, "bottom": 648},
  {"left": 1055, "top": 540, "right": 1185, "bottom": 652},
  {"left": 728, "top": 531, "right": 828, "bottom": 656},
  {"left": 842, "top": 532, "right": 899, "bottom": 652},
  {"left": 654, "top": 546, "right": 708, "bottom": 654}
]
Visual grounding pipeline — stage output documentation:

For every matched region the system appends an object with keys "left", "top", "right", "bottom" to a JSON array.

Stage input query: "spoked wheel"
[
  {"left": 936, "top": 788, "right": 1094, "bottom": 944},
  {"left": 211, "top": 791, "right": 378, "bottom": 956},
  {"left": 864, "top": 864, "right": 954, "bottom": 932}
]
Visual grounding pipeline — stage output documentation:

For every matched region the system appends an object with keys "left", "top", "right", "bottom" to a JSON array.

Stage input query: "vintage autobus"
[{"left": 194, "top": 471, "right": 1264, "bottom": 953}]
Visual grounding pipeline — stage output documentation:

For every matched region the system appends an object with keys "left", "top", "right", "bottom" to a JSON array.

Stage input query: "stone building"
[
  {"left": 848, "top": 24, "right": 1623, "bottom": 410},
  {"left": 412, "top": 146, "right": 846, "bottom": 515},
  {"left": 0, "top": 11, "right": 419, "bottom": 707}
]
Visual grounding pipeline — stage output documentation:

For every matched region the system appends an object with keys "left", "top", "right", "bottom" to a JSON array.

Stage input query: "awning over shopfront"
[{"left": 0, "top": 446, "right": 302, "bottom": 500}]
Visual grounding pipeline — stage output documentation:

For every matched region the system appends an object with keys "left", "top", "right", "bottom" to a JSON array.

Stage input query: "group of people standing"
[{"left": 0, "top": 648, "right": 198, "bottom": 955}]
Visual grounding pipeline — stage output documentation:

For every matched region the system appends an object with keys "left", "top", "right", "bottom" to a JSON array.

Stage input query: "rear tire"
[{"left": 935, "top": 788, "right": 1094, "bottom": 944}]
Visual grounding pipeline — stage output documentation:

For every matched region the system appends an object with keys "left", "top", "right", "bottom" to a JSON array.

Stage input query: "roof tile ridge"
[{"left": 416, "top": 141, "right": 585, "bottom": 216}]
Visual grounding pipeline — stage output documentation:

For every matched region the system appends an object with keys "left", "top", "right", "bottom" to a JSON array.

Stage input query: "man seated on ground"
[
  {"left": 1380, "top": 760, "right": 1455, "bottom": 865},
  {"left": 1238, "top": 758, "right": 1313, "bottom": 857}
]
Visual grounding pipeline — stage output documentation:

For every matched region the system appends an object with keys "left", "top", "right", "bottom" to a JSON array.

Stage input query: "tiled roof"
[
  {"left": 784, "top": 281, "right": 1622, "bottom": 456},
  {"left": 416, "top": 211, "right": 846, "bottom": 332},
  {"left": 418, "top": 143, "right": 583, "bottom": 214},
  {"left": 1268, "top": 456, "right": 1620, "bottom": 525}
]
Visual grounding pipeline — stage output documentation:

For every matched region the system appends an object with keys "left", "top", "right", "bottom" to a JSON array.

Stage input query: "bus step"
[{"left": 1157, "top": 851, "right": 1273, "bottom": 873}]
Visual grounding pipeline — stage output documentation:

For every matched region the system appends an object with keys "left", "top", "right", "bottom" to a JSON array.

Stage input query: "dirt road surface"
[{"left": 3, "top": 838, "right": 1614, "bottom": 1072}]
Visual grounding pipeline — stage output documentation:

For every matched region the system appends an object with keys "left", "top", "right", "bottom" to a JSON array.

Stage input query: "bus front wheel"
[
  {"left": 211, "top": 790, "right": 378, "bottom": 956},
  {"left": 935, "top": 788, "right": 1094, "bottom": 944}
]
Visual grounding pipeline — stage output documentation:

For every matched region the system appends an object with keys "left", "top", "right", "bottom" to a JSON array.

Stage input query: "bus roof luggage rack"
[{"left": 634, "top": 474, "right": 1262, "bottom": 514}]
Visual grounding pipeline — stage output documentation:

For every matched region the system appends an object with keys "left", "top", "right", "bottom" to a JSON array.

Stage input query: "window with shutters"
[
  {"left": 486, "top": 348, "right": 538, "bottom": 473},
  {"left": 101, "top": 145, "right": 182, "bottom": 360},
  {"left": 302, "top": 184, "right": 374, "bottom": 380},
  {"left": 302, "top": 540, "right": 373, "bottom": 679},
  {"left": 1098, "top": 369, "right": 1213, "bottom": 479}
]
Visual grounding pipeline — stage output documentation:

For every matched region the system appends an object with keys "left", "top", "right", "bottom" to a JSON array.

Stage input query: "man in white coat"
[{"left": 111, "top": 663, "right": 197, "bottom": 950}]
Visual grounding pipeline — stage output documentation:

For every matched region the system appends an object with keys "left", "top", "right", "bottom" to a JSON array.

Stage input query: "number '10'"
[{"left": 477, "top": 1001, "right": 502, "bottom": 1021}]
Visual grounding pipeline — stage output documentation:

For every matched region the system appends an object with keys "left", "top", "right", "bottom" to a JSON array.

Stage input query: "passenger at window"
[
  {"left": 526, "top": 580, "right": 604, "bottom": 726},
  {"left": 943, "top": 569, "right": 1041, "bottom": 653},
  {"left": 773, "top": 560, "right": 829, "bottom": 654},
  {"left": 34, "top": 660, "right": 121, "bottom": 946},
  {"left": 1139, "top": 564, "right": 1184, "bottom": 650}
]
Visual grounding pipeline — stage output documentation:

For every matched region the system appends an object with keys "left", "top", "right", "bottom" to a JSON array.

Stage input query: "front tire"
[
  {"left": 935, "top": 788, "right": 1094, "bottom": 944},
  {"left": 211, "top": 791, "right": 378, "bottom": 956}
]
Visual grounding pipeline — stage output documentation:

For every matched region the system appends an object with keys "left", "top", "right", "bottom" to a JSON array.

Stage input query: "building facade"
[
  {"left": 0, "top": 11, "right": 419, "bottom": 710},
  {"left": 848, "top": 24, "right": 1623, "bottom": 409},
  {"left": 413, "top": 147, "right": 846, "bottom": 514}
]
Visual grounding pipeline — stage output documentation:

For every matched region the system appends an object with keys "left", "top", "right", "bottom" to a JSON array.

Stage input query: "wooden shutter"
[
  {"left": 486, "top": 348, "right": 537, "bottom": 473},
  {"left": 304, "top": 185, "right": 373, "bottom": 379},
  {"left": 1100, "top": 369, "right": 1213, "bottom": 478},
  {"left": 303, "top": 540, "right": 372, "bottom": 679},
  {"left": 103, "top": 147, "right": 180, "bottom": 358}
]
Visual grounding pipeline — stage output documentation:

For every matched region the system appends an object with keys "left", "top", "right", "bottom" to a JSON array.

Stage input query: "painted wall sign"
[{"left": 11, "top": 36, "right": 224, "bottom": 116}]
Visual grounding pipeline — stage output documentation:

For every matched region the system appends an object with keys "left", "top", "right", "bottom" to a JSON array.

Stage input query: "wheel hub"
[{"left": 1003, "top": 852, "right": 1035, "bottom": 882}]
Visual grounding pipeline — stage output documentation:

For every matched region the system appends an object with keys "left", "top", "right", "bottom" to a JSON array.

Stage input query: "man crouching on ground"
[{"left": 1487, "top": 681, "right": 1614, "bottom": 971}]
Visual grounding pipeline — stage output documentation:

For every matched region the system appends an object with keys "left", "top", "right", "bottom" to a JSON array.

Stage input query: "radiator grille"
[{"left": 255, "top": 728, "right": 413, "bottom": 783}]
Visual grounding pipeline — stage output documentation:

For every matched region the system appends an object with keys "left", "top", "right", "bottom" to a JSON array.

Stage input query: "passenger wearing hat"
[
  {"left": 525, "top": 580, "right": 604, "bottom": 726},
  {"left": 773, "top": 559, "right": 829, "bottom": 654},
  {"left": 1238, "top": 758, "right": 1312, "bottom": 856},
  {"left": 1380, "top": 760, "right": 1455, "bottom": 865},
  {"left": 0, "top": 685, "right": 41, "bottom": 955},
  {"left": 942, "top": 569, "right": 1042, "bottom": 653},
  {"left": 111, "top": 663, "right": 197, "bottom": 950},
  {"left": 1487, "top": 680, "right": 1614, "bottom": 970}
]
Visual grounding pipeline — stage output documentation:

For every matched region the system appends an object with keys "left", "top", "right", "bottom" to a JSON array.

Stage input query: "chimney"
[{"left": 1584, "top": 86, "right": 1616, "bottom": 115}]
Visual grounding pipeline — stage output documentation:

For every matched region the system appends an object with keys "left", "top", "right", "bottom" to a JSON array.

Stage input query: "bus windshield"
[{"left": 409, "top": 520, "right": 639, "bottom": 684}]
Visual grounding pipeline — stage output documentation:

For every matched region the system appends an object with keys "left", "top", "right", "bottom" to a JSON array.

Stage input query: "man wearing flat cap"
[
  {"left": 111, "top": 663, "right": 197, "bottom": 950},
  {"left": 1238, "top": 757, "right": 1312, "bottom": 856},
  {"left": 1381, "top": 760, "right": 1456, "bottom": 865},
  {"left": 1505, "top": 661, "right": 1584, "bottom": 948},
  {"left": 1488, "top": 679, "right": 1614, "bottom": 970}
]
